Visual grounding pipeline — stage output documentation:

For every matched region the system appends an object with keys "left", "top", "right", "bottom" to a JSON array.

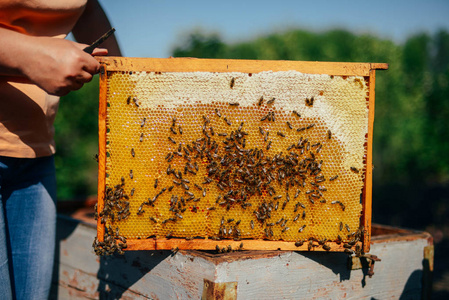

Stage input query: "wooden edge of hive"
[
  {"left": 97, "top": 65, "right": 108, "bottom": 242},
  {"left": 97, "top": 57, "right": 387, "bottom": 76},
  {"left": 124, "top": 238, "right": 362, "bottom": 252}
]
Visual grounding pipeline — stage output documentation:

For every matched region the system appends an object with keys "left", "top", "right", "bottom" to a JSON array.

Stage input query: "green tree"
[
  {"left": 54, "top": 77, "right": 99, "bottom": 200},
  {"left": 55, "top": 28, "right": 449, "bottom": 200}
]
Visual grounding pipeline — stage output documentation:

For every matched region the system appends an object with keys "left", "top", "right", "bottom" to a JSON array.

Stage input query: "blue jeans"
[{"left": 0, "top": 155, "right": 57, "bottom": 300}]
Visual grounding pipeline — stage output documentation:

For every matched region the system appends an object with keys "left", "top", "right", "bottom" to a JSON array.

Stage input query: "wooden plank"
[
  {"left": 362, "top": 70, "right": 376, "bottom": 253},
  {"left": 125, "top": 238, "right": 362, "bottom": 252},
  {"left": 98, "top": 57, "right": 387, "bottom": 76},
  {"left": 370, "top": 63, "right": 389, "bottom": 70},
  {"left": 97, "top": 65, "right": 108, "bottom": 242}
]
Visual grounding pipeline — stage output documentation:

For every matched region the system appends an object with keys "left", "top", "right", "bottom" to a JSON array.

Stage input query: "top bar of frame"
[{"left": 97, "top": 57, "right": 388, "bottom": 76}]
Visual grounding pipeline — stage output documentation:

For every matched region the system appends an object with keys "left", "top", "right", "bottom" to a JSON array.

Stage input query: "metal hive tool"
[{"left": 95, "top": 57, "right": 387, "bottom": 255}]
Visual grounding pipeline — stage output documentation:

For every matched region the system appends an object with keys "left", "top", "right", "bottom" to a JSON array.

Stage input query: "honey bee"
[
  {"left": 308, "top": 240, "right": 313, "bottom": 251},
  {"left": 305, "top": 96, "right": 314, "bottom": 106},
  {"left": 261, "top": 114, "right": 269, "bottom": 122},
  {"left": 137, "top": 205, "right": 145, "bottom": 215},
  {"left": 133, "top": 97, "right": 140, "bottom": 107},
  {"left": 224, "top": 117, "right": 232, "bottom": 126},
  {"left": 345, "top": 224, "right": 350, "bottom": 232},
  {"left": 293, "top": 110, "right": 301, "bottom": 117},
  {"left": 339, "top": 222, "right": 343, "bottom": 231},
  {"left": 327, "top": 129, "right": 332, "bottom": 139},
  {"left": 308, "top": 196, "right": 315, "bottom": 204},
  {"left": 166, "top": 231, "right": 173, "bottom": 239},
  {"left": 126, "top": 96, "right": 131, "bottom": 105},
  {"left": 329, "top": 175, "right": 339, "bottom": 181},
  {"left": 344, "top": 249, "right": 355, "bottom": 255},
  {"left": 350, "top": 167, "right": 359, "bottom": 173},
  {"left": 140, "top": 133, "right": 144, "bottom": 142},
  {"left": 258, "top": 96, "right": 264, "bottom": 106},
  {"left": 129, "top": 170, "right": 133, "bottom": 179},
  {"left": 323, "top": 244, "right": 331, "bottom": 251},
  {"left": 168, "top": 137, "right": 176, "bottom": 144},
  {"left": 295, "top": 240, "right": 304, "bottom": 247},
  {"left": 230, "top": 77, "right": 235, "bottom": 88},
  {"left": 141, "top": 117, "right": 146, "bottom": 128},
  {"left": 306, "top": 123, "right": 315, "bottom": 130},
  {"left": 179, "top": 126, "right": 183, "bottom": 135},
  {"left": 286, "top": 121, "right": 293, "bottom": 129},
  {"left": 266, "top": 140, "right": 272, "bottom": 150},
  {"left": 170, "top": 126, "right": 177, "bottom": 134},
  {"left": 250, "top": 220, "right": 254, "bottom": 229},
  {"left": 215, "top": 108, "right": 222, "bottom": 117},
  {"left": 281, "top": 219, "right": 288, "bottom": 227},
  {"left": 154, "top": 179, "right": 158, "bottom": 189},
  {"left": 343, "top": 243, "right": 352, "bottom": 249},
  {"left": 267, "top": 97, "right": 275, "bottom": 105},
  {"left": 230, "top": 102, "right": 239, "bottom": 106},
  {"left": 165, "top": 152, "right": 171, "bottom": 160},
  {"left": 294, "top": 189, "right": 301, "bottom": 198},
  {"left": 277, "top": 132, "right": 285, "bottom": 137},
  {"left": 298, "top": 225, "right": 306, "bottom": 233}
]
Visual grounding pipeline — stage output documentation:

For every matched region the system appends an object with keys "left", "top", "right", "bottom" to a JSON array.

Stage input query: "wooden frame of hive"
[{"left": 96, "top": 57, "right": 387, "bottom": 253}]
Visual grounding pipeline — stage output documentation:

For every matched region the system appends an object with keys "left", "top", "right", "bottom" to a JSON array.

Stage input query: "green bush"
[{"left": 55, "top": 28, "right": 449, "bottom": 200}]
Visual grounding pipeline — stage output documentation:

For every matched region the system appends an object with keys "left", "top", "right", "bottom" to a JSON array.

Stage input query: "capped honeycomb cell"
[{"left": 95, "top": 57, "right": 386, "bottom": 254}]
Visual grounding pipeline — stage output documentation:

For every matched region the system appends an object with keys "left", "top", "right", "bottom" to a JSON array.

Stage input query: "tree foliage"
[
  {"left": 173, "top": 29, "right": 449, "bottom": 185},
  {"left": 55, "top": 77, "right": 99, "bottom": 199},
  {"left": 55, "top": 28, "right": 449, "bottom": 200}
]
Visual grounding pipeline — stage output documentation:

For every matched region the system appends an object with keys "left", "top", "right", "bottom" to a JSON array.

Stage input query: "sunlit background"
[{"left": 58, "top": 1, "right": 449, "bottom": 297}]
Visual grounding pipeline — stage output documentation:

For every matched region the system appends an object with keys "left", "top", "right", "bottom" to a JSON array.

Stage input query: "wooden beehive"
[{"left": 95, "top": 57, "right": 387, "bottom": 254}]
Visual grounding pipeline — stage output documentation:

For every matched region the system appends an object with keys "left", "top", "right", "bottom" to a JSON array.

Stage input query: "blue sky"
[{"left": 98, "top": 0, "right": 449, "bottom": 58}]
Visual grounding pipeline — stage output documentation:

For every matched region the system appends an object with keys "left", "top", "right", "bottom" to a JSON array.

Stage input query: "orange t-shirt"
[{"left": 0, "top": 0, "right": 87, "bottom": 158}]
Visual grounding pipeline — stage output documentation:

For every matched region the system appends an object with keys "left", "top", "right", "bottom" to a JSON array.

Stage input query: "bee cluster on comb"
[{"left": 95, "top": 60, "right": 374, "bottom": 255}]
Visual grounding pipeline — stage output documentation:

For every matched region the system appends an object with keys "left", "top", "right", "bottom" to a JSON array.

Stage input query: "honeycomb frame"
[{"left": 96, "top": 57, "right": 387, "bottom": 253}]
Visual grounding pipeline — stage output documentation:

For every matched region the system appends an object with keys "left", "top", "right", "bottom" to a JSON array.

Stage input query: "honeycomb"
[{"left": 101, "top": 70, "right": 368, "bottom": 245}]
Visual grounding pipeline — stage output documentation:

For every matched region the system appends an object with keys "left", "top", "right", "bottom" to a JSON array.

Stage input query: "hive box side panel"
[
  {"left": 54, "top": 216, "right": 429, "bottom": 300},
  {"left": 214, "top": 238, "right": 428, "bottom": 299}
]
